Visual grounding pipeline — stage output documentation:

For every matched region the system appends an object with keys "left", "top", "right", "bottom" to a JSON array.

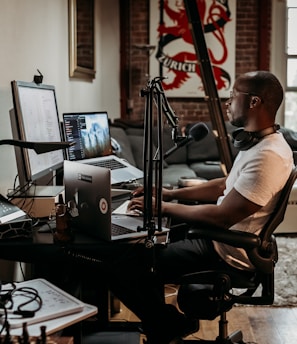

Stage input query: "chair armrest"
[
  {"left": 187, "top": 227, "right": 260, "bottom": 249},
  {"left": 188, "top": 227, "right": 275, "bottom": 273}
]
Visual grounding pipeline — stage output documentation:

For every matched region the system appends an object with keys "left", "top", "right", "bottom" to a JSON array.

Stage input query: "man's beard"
[{"left": 230, "top": 114, "right": 246, "bottom": 128}]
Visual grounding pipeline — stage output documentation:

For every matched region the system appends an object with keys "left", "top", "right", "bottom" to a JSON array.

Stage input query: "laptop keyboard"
[
  {"left": 111, "top": 223, "right": 135, "bottom": 236},
  {"left": 0, "top": 196, "right": 21, "bottom": 218},
  {"left": 93, "top": 158, "right": 125, "bottom": 170}
]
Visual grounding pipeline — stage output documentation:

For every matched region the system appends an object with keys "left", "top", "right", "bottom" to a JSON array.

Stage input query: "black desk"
[
  {"left": 0, "top": 194, "right": 148, "bottom": 344},
  {"left": 0, "top": 194, "right": 133, "bottom": 262},
  {"left": 0, "top": 193, "right": 167, "bottom": 333},
  {"left": 0, "top": 229, "right": 146, "bottom": 332},
  {"left": 0, "top": 231, "right": 112, "bottom": 272}
]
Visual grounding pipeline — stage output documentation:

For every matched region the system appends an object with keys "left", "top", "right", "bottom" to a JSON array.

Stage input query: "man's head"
[{"left": 226, "top": 71, "right": 283, "bottom": 130}]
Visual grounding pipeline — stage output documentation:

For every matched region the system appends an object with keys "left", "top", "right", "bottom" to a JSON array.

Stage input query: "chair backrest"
[
  {"left": 247, "top": 166, "right": 297, "bottom": 273},
  {"left": 260, "top": 166, "right": 297, "bottom": 244},
  {"left": 177, "top": 166, "right": 297, "bottom": 321}
]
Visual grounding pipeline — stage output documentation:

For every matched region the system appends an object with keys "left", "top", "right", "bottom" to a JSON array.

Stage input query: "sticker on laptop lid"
[{"left": 99, "top": 198, "right": 108, "bottom": 214}]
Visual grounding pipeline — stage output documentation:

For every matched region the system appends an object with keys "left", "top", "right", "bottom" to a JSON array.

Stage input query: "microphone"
[
  {"left": 0, "top": 139, "right": 75, "bottom": 154},
  {"left": 164, "top": 122, "right": 209, "bottom": 159}
]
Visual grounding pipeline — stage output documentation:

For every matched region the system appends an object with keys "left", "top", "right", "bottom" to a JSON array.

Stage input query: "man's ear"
[{"left": 250, "top": 96, "right": 262, "bottom": 108}]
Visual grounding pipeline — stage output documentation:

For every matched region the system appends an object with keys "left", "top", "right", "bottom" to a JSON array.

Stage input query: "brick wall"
[
  {"left": 76, "top": 0, "right": 94, "bottom": 69},
  {"left": 120, "top": 0, "right": 271, "bottom": 125}
]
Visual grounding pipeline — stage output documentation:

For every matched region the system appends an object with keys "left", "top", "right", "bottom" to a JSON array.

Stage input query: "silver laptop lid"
[
  {"left": 63, "top": 161, "right": 167, "bottom": 242},
  {"left": 64, "top": 160, "right": 112, "bottom": 241}
]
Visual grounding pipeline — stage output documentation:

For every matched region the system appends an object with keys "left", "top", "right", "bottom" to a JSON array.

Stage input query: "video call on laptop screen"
[{"left": 63, "top": 112, "right": 113, "bottom": 161}]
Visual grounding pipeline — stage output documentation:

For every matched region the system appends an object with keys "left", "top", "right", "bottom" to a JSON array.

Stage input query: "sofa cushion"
[
  {"left": 128, "top": 135, "right": 144, "bottom": 170},
  {"left": 125, "top": 127, "right": 144, "bottom": 137},
  {"left": 190, "top": 161, "right": 225, "bottom": 180},
  {"left": 163, "top": 164, "right": 197, "bottom": 186},
  {"left": 187, "top": 130, "right": 219, "bottom": 162},
  {"left": 187, "top": 121, "right": 239, "bottom": 162},
  {"left": 109, "top": 126, "right": 136, "bottom": 166},
  {"left": 128, "top": 134, "right": 169, "bottom": 170},
  {"left": 154, "top": 127, "right": 188, "bottom": 165}
]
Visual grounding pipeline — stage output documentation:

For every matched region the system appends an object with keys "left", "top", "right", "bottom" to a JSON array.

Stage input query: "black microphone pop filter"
[
  {"left": 164, "top": 122, "right": 209, "bottom": 159},
  {"left": 187, "top": 122, "right": 209, "bottom": 141}
]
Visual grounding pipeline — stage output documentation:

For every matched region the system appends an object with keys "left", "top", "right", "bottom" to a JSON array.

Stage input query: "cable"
[
  {"left": 0, "top": 284, "right": 42, "bottom": 321},
  {"left": 7, "top": 179, "right": 33, "bottom": 201},
  {"left": 0, "top": 283, "right": 15, "bottom": 334}
]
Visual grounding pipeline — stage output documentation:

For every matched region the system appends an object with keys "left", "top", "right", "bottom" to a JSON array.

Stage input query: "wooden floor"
[{"left": 110, "top": 286, "right": 297, "bottom": 344}]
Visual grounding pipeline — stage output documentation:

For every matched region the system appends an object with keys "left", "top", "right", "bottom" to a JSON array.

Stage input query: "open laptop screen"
[{"left": 63, "top": 112, "right": 113, "bottom": 161}]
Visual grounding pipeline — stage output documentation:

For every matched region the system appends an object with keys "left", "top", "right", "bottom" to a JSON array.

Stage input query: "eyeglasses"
[
  {"left": 229, "top": 90, "right": 263, "bottom": 103},
  {"left": 229, "top": 90, "right": 252, "bottom": 99}
]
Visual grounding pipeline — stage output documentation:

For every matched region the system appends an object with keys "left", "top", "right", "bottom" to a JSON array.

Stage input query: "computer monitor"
[{"left": 10, "top": 80, "right": 64, "bottom": 195}]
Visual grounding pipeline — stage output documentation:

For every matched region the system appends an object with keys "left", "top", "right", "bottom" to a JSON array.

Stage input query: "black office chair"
[{"left": 176, "top": 166, "right": 297, "bottom": 344}]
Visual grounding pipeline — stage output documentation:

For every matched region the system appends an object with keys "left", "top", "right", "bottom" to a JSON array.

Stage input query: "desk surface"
[
  {"left": 0, "top": 229, "right": 122, "bottom": 263},
  {"left": 0, "top": 190, "right": 172, "bottom": 260},
  {"left": 0, "top": 194, "right": 136, "bottom": 260},
  {"left": 0, "top": 210, "right": 168, "bottom": 264},
  {"left": 0, "top": 217, "right": 152, "bottom": 330}
]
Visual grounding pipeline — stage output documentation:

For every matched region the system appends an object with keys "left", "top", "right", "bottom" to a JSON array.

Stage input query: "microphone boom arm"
[
  {"left": 141, "top": 77, "right": 174, "bottom": 254},
  {"left": 153, "top": 78, "right": 179, "bottom": 130}
]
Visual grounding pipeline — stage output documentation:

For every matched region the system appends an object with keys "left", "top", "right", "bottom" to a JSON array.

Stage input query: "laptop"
[
  {"left": 62, "top": 112, "right": 143, "bottom": 185},
  {"left": 0, "top": 194, "right": 27, "bottom": 224},
  {"left": 63, "top": 160, "right": 169, "bottom": 241}
]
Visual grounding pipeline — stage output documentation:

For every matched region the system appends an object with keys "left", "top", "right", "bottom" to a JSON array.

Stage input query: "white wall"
[{"left": 0, "top": 0, "right": 120, "bottom": 196}]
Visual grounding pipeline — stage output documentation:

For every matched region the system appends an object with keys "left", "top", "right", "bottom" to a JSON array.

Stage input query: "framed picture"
[
  {"left": 69, "top": 0, "right": 96, "bottom": 80},
  {"left": 149, "top": 0, "right": 236, "bottom": 98}
]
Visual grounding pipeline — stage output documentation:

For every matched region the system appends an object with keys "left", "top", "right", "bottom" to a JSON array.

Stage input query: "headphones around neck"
[{"left": 232, "top": 124, "right": 280, "bottom": 151}]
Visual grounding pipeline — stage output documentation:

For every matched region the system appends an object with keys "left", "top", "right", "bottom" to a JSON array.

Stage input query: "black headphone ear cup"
[
  {"left": 232, "top": 125, "right": 278, "bottom": 151},
  {"left": 232, "top": 128, "right": 244, "bottom": 142},
  {"left": 232, "top": 128, "right": 258, "bottom": 151}
]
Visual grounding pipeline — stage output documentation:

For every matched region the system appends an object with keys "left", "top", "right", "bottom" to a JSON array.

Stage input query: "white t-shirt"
[{"left": 213, "top": 131, "right": 293, "bottom": 271}]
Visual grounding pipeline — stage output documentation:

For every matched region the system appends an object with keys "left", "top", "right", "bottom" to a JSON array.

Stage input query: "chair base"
[{"left": 184, "top": 329, "right": 246, "bottom": 343}]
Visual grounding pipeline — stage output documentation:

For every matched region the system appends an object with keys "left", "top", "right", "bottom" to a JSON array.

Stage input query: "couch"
[{"left": 109, "top": 120, "right": 297, "bottom": 187}]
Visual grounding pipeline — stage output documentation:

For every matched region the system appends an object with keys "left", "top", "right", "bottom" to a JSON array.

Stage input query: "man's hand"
[
  {"left": 127, "top": 195, "right": 144, "bottom": 213},
  {"left": 131, "top": 186, "right": 173, "bottom": 202},
  {"left": 130, "top": 186, "right": 144, "bottom": 198},
  {"left": 128, "top": 195, "right": 161, "bottom": 216}
]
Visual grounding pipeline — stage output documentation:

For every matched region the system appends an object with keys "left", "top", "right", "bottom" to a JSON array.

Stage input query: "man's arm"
[
  {"left": 162, "top": 187, "right": 261, "bottom": 229},
  {"left": 163, "top": 177, "right": 227, "bottom": 203},
  {"left": 128, "top": 185, "right": 261, "bottom": 229}
]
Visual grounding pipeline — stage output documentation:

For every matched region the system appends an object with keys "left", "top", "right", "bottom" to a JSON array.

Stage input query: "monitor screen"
[{"left": 10, "top": 80, "right": 64, "bottom": 190}]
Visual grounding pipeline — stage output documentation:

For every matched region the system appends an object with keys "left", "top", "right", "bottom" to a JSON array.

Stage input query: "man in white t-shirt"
[{"left": 101, "top": 71, "right": 294, "bottom": 344}]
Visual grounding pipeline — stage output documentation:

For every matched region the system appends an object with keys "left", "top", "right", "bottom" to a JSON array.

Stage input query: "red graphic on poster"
[{"left": 155, "top": 0, "right": 232, "bottom": 92}]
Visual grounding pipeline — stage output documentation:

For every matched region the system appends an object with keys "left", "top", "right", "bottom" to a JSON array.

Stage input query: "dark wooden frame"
[{"left": 69, "top": 0, "right": 96, "bottom": 80}]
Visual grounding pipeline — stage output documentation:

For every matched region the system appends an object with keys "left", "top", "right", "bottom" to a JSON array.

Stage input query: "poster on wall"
[{"left": 149, "top": 0, "right": 236, "bottom": 98}]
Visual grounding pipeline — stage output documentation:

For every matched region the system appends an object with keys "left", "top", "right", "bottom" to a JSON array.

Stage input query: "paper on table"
[{"left": 0, "top": 279, "right": 85, "bottom": 329}]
